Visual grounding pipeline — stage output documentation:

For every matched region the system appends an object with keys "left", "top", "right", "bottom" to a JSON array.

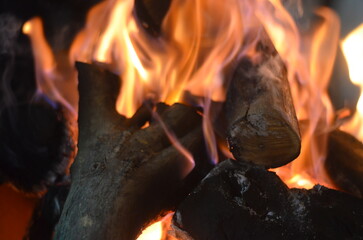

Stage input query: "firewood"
[
  {"left": 54, "top": 62, "right": 213, "bottom": 240},
  {"left": 325, "top": 129, "right": 363, "bottom": 198},
  {"left": 225, "top": 36, "right": 301, "bottom": 168},
  {"left": 0, "top": 95, "right": 74, "bottom": 193},
  {"left": 172, "top": 159, "right": 363, "bottom": 240}
]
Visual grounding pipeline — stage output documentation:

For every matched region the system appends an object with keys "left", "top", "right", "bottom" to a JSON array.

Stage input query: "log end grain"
[
  {"left": 227, "top": 54, "right": 301, "bottom": 168},
  {"left": 228, "top": 109, "right": 301, "bottom": 168}
]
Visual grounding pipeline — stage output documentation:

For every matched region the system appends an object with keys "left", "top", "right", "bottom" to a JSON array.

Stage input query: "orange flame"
[
  {"left": 75, "top": 1, "right": 341, "bottom": 183},
  {"left": 340, "top": 24, "right": 363, "bottom": 140},
  {"left": 23, "top": 0, "right": 349, "bottom": 238},
  {"left": 137, "top": 221, "right": 163, "bottom": 240},
  {"left": 71, "top": 0, "right": 252, "bottom": 163},
  {"left": 266, "top": 6, "right": 340, "bottom": 188},
  {"left": 137, "top": 213, "right": 175, "bottom": 240},
  {"left": 26, "top": 0, "right": 343, "bottom": 195},
  {"left": 22, "top": 18, "right": 78, "bottom": 117}
]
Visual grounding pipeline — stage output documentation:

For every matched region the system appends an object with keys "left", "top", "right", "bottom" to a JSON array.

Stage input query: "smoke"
[
  {"left": 0, "top": 14, "right": 23, "bottom": 108},
  {"left": 0, "top": 14, "right": 22, "bottom": 54}
]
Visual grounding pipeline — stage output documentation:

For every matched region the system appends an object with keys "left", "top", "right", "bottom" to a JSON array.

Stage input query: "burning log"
[
  {"left": 325, "top": 129, "right": 363, "bottom": 198},
  {"left": 225, "top": 37, "right": 301, "bottom": 168},
  {"left": 54, "top": 62, "right": 213, "bottom": 240},
  {"left": 0, "top": 96, "right": 74, "bottom": 193},
  {"left": 172, "top": 159, "right": 363, "bottom": 240}
]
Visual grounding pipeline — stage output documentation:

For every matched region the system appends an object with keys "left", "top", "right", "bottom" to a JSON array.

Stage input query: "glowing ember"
[
  {"left": 291, "top": 175, "right": 314, "bottom": 189},
  {"left": 136, "top": 221, "right": 163, "bottom": 240},
  {"left": 340, "top": 24, "right": 363, "bottom": 141},
  {"left": 273, "top": 168, "right": 315, "bottom": 189}
]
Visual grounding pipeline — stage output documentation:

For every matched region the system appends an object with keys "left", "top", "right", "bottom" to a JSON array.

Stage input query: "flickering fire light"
[
  {"left": 136, "top": 221, "right": 163, "bottom": 240},
  {"left": 18, "top": 0, "right": 363, "bottom": 239},
  {"left": 341, "top": 24, "right": 363, "bottom": 141}
]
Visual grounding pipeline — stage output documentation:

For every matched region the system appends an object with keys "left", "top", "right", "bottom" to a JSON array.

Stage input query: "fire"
[
  {"left": 25, "top": 0, "right": 343, "bottom": 186},
  {"left": 340, "top": 24, "right": 363, "bottom": 140},
  {"left": 71, "top": 0, "right": 249, "bottom": 163},
  {"left": 22, "top": 17, "right": 78, "bottom": 117},
  {"left": 136, "top": 213, "right": 175, "bottom": 240},
  {"left": 267, "top": 6, "right": 340, "bottom": 188},
  {"left": 136, "top": 221, "right": 163, "bottom": 240},
  {"left": 273, "top": 168, "right": 315, "bottom": 189},
  {"left": 71, "top": 0, "right": 343, "bottom": 188},
  {"left": 23, "top": 0, "right": 349, "bottom": 237}
]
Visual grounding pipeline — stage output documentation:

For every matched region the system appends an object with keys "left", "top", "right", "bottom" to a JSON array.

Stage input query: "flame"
[
  {"left": 70, "top": 0, "right": 250, "bottom": 162},
  {"left": 71, "top": 0, "right": 342, "bottom": 184},
  {"left": 273, "top": 168, "right": 315, "bottom": 189},
  {"left": 22, "top": 17, "right": 78, "bottom": 117},
  {"left": 152, "top": 111, "right": 195, "bottom": 178},
  {"left": 22, "top": 1, "right": 351, "bottom": 238},
  {"left": 136, "top": 213, "right": 175, "bottom": 240},
  {"left": 136, "top": 221, "right": 163, "bottom": 240},
  {"left": 265, "top": 6, "right": 340, "bottom": 188},
  {"left": 340, "top": 24, "right": 363, "bottom": 140}
]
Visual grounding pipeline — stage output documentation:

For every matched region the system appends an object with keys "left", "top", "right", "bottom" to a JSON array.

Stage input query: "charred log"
[
  {"left": 0, "top": 15, "right": 74, "bottom": 193},
  {"left": 54, "top": 62, "right": 213, "bottom": 240},
  {"left": 0, "top": 95, "right": 74, "bottom": 193},
  {"left": 172, "top": 159, "right": 363, "bottom": 240},
  {"left": 24, "top": 183, "right": 70, "bottom": 240},
  {"left": 325, "top": 129, "right": 363, "bottom": 198},
  {"left": 226, "top": 36, "right": 301, "bottom": 168}
]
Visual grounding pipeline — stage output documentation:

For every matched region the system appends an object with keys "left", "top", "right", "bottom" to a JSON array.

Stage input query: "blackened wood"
[
  {"left": 0, "top": 95, "right": 74, "bottom": 193},
  {"left": 0, "top": 16, "right": 74, "bottom": 193},
  {"left": 55, "top": 62, "right": 212, "bottom": 240},
  {"left": 325, "top": 129, "right": 363, "bottom": 198},
  {"left": 172, "top": 159, "right": 363, "bottom": 240},
  {"left": 134, "top": 0, "right": 172, "bottom": 36},
  {"left": 24, "top": 183, "right": 70, "bottom": 240},
  {"left": 226, "top": 37, "right": 301, "bottom": 168}
]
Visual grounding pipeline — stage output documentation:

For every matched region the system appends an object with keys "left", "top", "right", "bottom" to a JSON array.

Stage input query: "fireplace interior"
[{"left": 0, "top": 0, "right": 363, "bottom": 239}]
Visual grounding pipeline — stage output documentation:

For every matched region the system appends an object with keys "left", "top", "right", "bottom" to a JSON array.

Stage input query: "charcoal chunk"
[
  {"left": 0, "top": 96, "right": 74, "bottom": 192},
  {"left": 173, "top": 159, "right": 363, "bottom": 240}
]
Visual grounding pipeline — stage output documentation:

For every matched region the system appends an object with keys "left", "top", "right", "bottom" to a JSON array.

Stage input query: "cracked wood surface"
[{"left": 226, "top": 35, "right": 301, "bottom": 168}]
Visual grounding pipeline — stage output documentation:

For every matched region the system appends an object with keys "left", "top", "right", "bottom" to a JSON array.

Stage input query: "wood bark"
[
  {"left": 225, "top": 36, "right": 301, "bottom": 168},
  {"left": 54, "top": 62, "right": 212, "bottom": 240},
  {"left": 325, "top": 129, "right": 363, "bottom": 198},
  {"left": 172, "top": 159, "right": 363, "bottom": 240}
]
